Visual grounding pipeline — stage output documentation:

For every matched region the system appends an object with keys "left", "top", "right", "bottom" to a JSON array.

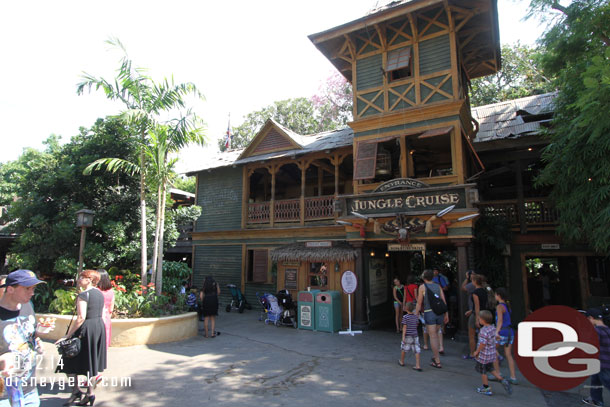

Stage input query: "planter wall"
[{"left": 36, "top": 312, "right": 198, "bottom": 347}]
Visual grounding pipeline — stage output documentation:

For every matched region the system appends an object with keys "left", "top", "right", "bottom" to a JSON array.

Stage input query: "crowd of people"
[{"left": 393, "top": 268, "right": 515, "bottom": 396}]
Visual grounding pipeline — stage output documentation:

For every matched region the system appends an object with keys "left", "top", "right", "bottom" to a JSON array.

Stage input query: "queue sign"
[
  {"left": 340, "top": 270, "right": 358, "bottom": 294},
  {"left": 339, "top": 270, "right": 362, "bottom": 336}
]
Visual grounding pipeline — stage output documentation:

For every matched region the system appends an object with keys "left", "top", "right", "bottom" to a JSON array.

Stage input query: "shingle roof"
[
  {"left": 472, "top": 92, "right": 556, "bottom": 143},
  {"left": 184, "top": 127, "right": 353, "bottom": 175}
]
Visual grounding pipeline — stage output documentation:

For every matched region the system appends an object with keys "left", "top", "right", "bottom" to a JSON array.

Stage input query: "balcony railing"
[
  {"left": 478, "top": 198, "right": 559, "bottom": 228},
  {"left": 247, "top": 195, "right": 335, "bottom": 225}
]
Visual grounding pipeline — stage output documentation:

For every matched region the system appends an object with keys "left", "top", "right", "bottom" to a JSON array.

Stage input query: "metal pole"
[{"left": 77, "top": 226, "right": 86, "bottom": 280}]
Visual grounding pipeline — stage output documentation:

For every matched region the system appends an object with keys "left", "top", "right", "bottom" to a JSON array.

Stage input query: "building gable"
[{"left": 238, "top": 119, "right": 303, "bottom": 159}]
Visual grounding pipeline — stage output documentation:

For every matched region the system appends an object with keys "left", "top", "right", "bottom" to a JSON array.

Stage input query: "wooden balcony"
[
  {"left": 477, "top": 198, "right": 559, "bottom": 231},
  {"left": 247, "top": 195, "right": 335, "bottom": 225}
]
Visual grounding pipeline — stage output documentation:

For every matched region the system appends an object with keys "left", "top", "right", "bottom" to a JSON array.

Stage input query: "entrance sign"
[
  {"left": 388, "top": 243, "right": 426, "bottom": 252},
  {"left": 340, "top": 270, "right": 358, "bottom": 294},
  {"left": 374, "top": 178, "right": 430, "bottom": 192},
  {"left": 338, "top": 185, "right": 477, "bottom": 217},
  {"left": 339, "top": 270, "right": 362, "bottom": 336}
]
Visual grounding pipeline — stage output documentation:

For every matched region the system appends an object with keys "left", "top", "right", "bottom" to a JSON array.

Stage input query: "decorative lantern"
[
  {"left": 376, "top": 147, "right": 392, "bottom": 176},
  {"left": 76, "top": 209, "right": 95, "bottom": 227}
]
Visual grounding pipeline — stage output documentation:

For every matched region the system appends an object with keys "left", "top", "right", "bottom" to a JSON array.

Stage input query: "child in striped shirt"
[{"left": 399, "top": 302, "right": 422, "bottom": 371}]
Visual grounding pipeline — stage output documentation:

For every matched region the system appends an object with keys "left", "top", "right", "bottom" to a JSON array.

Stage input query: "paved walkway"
[{"left": 37, "top": 311, "right": 600, "bottom": 406}]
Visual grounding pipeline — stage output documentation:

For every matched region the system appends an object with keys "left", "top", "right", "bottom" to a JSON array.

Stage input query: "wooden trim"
[
  {"left": 348, "top": 99, "right": 463, "bottom": 133},
  {"left": 409, "top": 14, "right": 421, "bottom": 105},
  {"left": 241, "top": 166, "right": 248, "bottom": 229},
  {"left": 241, "top": 244, "right": 247, "bottom": 292},
  {"left": 192, "top": 225, "right": 346, "bottom": 241},
  {"left": 399, "top": 136, "right": 408, "bottom": 178}
]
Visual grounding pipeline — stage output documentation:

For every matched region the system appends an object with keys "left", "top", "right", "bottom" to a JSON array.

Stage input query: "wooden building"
[{"left": 186, "top": 0, "right": 501, "bottom": 329}]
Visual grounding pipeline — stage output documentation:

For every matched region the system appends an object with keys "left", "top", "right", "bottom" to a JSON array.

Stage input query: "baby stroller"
[
  {"left": 225, "top": 284, "right": 252, "bottom": 313},
  {"left": 257, "top": 291, "right": 297, "bottom": 328}
]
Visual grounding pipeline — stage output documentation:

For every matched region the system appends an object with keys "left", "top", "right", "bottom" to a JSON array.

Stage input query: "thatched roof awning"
[{"left": 271, "top": 243, "right": 358, "bottom": 263}]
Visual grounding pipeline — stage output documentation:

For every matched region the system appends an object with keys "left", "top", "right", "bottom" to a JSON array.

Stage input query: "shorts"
[
  {"left": 468, "top": 313, "right": 476, "bottom": 329},
  {"left": 401, "top": 335, "right": 421, "bottom": 354},
  {"left": 475, "top": 361, "right": 495, "bottom": 374},
  {"left": 496, "top": 334, "right": 514, "bottom": 346},
  {"left": 423, "top": 310, "right": 444, "bottom": 326}
]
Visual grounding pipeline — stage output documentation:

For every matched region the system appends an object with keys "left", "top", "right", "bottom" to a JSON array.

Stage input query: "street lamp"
[{"left": 76, "top": 209, "right": 95, "bottom": 279}]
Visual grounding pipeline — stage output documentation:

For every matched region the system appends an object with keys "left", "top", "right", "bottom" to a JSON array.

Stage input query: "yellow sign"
[{"left": 387, "top": 243, "right": 426, "bottom": 252}]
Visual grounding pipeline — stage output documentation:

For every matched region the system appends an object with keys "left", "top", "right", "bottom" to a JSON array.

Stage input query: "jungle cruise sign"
[{"left": 339, "top": 181, "right": 477, "bottom": 216}]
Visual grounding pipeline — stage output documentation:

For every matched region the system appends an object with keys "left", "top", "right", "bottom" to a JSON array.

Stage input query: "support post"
[
  {"left": 300, "top": 163, "right": 306, "bottom": 225},
  {"left": 515, "top": 160, "right": 527, "bottom": 234},
  {"left": 270, "top": 167, "right": 276, "bottom": 227},
  {"left": 77, "top": 226, "right": 86, "bottom": 278},
  {"left": 455, "top": 241, "right": 469, "bottom": 334}
]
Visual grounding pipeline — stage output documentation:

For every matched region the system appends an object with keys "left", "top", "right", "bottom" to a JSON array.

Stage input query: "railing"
[
  {"left": 305, "top": 196, "right": 334, "bottom": 220},
  {"left": 247, "top": 195, "right": 335, "bottom": 225},
  {"left": 248, "top": 202, "right": 270, "bottom": 224},
  {"left": 478, "top": 198, "right": 559, "bottom": 228},
  {"left": 274, "top": 199, "right": 301, "bottom": 222}
]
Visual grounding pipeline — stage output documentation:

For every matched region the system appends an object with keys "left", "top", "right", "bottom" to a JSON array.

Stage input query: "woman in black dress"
[
  {"left": 57, "top": 269, "right": 107, "bottom": 406},
  {"left": 199, "top": 276, "right": 220, "bottom": 338}
]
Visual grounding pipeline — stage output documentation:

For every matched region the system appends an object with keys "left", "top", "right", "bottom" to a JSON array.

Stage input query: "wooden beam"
[
  {"left": 300, "top": 163, "right": 306, "bottom": 226},
  {"left": 399, "top": 136, "right": 408, "bottom": 178},
  {"left": 515, "top": 159, "right": 527, "bottom": 235},
  {"left": 241, "top": 166, "right": 248, "bottom": 229}
]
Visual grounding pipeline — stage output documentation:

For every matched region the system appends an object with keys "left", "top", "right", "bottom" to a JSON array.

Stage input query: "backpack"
[{"left": 425, "top": 283, "right": 448, "bottom": 315}]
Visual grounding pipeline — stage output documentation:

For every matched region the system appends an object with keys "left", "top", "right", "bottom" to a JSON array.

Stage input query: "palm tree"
[{"left": 77, "top": 38, "right": 203, "bottom": 285}]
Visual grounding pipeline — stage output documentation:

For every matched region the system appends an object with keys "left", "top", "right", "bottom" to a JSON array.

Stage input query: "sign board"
[
  {"left": 300, "top": 305, "right": 312, "bottom": 327},
  {"left": 374, "top": 178, "right": 430, "bottom": 192},
  {"left": 341, "top": 185, "right": 473, "bottom": 216},
  {"left": 368, "top": 258, "right": 387, "bottom": 306},
  {"left": 305, "top": 241, "right": 333, "bottom": 248},
  {"left": 284, "top": 268, "right": 298, "bottom": 290},
  {"left": 388, "top": 243, "right": 426, "bottom": 252},
  {"left": 541, "top": 244, "right": 560, "bottom": 250},
  {"left": 340, "top": 270, "right": 358, "bottom": 294}
]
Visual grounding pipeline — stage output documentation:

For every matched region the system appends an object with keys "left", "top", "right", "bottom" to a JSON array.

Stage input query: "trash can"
[
  {"left": 297, "top": 290, "right": 320, "bottom": 330},
  {"left": 315, "top": 291, "right": 342, "bottom": 333}
]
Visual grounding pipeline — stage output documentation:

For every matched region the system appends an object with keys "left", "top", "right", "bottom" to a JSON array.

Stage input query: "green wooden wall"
[
  {"left": 193, "top": 245, "right": 242, "bottom": 307},
  {"left": 419, "top": 35, "right": 451, "bottom": 75},
  {"left": 354, "top": 115, "right": 460, "bottom": 138},
  {"left": 195, "top": 166, "right": 242, "bottom": 232},
  {"left": 356, "top": 54, "right": 383, "bottom": 91}
]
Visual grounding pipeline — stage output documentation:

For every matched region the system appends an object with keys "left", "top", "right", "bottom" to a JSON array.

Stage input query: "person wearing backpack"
[{"left": 414, "top": 269, "right": 448, "bottom": 368}]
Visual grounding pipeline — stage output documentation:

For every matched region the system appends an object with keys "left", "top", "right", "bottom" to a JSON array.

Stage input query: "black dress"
[
  {"left": 59, "top": 288, "right": 107, "bottom": 376},
  {"left": 201, "top": 283, "right": 219, "bottom": 317}
]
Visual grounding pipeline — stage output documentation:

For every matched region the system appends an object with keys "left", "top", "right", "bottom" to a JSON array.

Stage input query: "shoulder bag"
[
  {"left": 425, "top": 283, "right": 448, "bottom": 315},
  {"left": 56, "top": 294, "right": 85, "bottom": 359}
]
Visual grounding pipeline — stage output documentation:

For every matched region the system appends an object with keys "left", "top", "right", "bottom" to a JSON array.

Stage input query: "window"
[
  {"left": 387, "top": 47, "right": 412, "bottom": 82},
  {"left": 308, "top": 262, "right": 328, "bottom": 289},
  {"left": 247, "top": 249, "right": 268, "bottom": 283},
  {"left": 409, "top": 127, "right": 453, "bottom": 178}
]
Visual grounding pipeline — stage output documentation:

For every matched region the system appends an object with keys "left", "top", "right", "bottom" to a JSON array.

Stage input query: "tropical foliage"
[
  {"left": 78, "top": 38, "right": 205, "bottom": 285},
  {"left": 532, "top": 0, "right": 610, "bottom": 254},
  {"left": 469, "top": 42, "right": 555, "bottom": 106},
  {"left": 219, "top": 73, "right": 352, "bottom": 151},
  {"left": 473, "top": 214, "right": 512, "bottom": 288}
]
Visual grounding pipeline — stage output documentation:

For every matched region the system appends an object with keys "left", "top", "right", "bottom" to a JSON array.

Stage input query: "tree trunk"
[
  {"left": 151, "top": 183, "right": 163, "bottom": 288},
  {"left": 155, "top": 180, "right": 168, "bottom": 294},
  {"left": 139, "top": 147, "right": 148, "bottom": 286}
]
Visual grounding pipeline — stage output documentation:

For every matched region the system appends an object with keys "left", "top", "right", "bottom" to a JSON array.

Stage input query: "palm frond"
[{"left": 83, "top": 158, "right": 140, "bottom": 176}]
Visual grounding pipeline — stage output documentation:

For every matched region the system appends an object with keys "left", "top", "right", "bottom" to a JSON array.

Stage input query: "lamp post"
[{"left": 76, "top": 209, "right": 95, "bottom": 279}]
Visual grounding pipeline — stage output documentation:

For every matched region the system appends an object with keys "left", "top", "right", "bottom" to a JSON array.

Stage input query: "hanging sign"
[
  {"left": 340, "top": 270, "right": 358, "bottom": 294},
  {"left": 388, "top": 243, "right": 426, "bottom": 252},
  {"left": 541, "top": 243, "right": 560, "bottom": 250}
]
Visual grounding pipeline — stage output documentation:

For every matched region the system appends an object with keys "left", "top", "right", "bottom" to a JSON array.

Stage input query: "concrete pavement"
[{"left": 36, "top": 311, "right": 601, "bottom": 406}]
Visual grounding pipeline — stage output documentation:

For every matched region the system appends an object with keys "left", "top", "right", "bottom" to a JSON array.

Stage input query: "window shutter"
[
  {"left": 354, "top": 141, "right": 378, "bottom": 180},
  {"left": 387, "top": 47, "right": 412, "bottom": 71},
  {"left": 252, "top": 250, "right": 268, "bottom": 283}
]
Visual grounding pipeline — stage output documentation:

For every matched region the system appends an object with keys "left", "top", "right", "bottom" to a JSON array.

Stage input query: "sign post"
[{"left": 339, "top": 270, "right": 362, "bottom": 336}]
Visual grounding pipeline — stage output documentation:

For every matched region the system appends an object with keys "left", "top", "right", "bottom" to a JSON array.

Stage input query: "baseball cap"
[
  {"left": 0, "top": 270, "right": 45, "bottom": 288},
  {"left": 585, "top": 307, "right": 604, "bottom": 319}
]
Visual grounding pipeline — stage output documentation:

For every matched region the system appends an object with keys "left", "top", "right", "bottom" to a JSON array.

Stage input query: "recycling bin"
[
  {"left": 315, "top": 290, "right": 342, "bottom": 333},
  {"left": 297, "top": 290, "right": 320, "bottom": 330}
]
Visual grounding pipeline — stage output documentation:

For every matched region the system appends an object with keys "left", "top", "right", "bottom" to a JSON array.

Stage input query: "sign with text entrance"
[{"left": 388, "top": 243, "right": 426, "bottom": 252}]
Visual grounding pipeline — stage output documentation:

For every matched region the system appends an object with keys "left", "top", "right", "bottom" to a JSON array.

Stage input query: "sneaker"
[
  {"left": 477, "top": 386, "right": 493, "bottom": 396},
  {"left": 582, "top": 397, "right": 603, "bottom": 406},
  {"left": 501, "top": 379, "right": 513, "bottom": 395},
  {"left": 508, "top": 377, "right": 518, "bottom": 385}
]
